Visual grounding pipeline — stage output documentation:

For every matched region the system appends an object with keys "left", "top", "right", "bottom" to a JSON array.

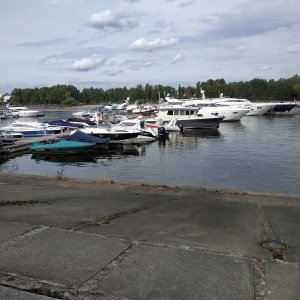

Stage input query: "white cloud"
[
  {"left": 71, "top": 54, "right": 107, "bottom": 72},
  {"left": 171, "top": 53, "right": 183, "bottom": 64},
  {"left": 86, "top": 7, "right": 140, "bottom": 31},
  {"left": 237, "top": 46, "right": 245, "bottom": 52},
  {"left": 257, "top": 66, "right": 271, "bottom": 71},
  {"left": 286, "top": 43, "right": 300, "bottom": 53},
  {"left": 128, "top": 38, "right": 178, "bottom": 51}
]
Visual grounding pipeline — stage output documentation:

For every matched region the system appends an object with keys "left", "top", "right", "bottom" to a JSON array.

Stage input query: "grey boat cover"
[{"left": 66, "top": 130, "right": 110, "bottom": 144}]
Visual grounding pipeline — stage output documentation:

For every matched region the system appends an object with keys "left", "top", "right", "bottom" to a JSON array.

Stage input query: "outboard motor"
[{"left": 157, "top": 126, "right": 169, "bottom": 139}]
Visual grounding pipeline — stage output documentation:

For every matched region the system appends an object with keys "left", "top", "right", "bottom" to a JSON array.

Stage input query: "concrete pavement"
[{"left": 0, "top": 173, "right": 299, "bottom": 299}]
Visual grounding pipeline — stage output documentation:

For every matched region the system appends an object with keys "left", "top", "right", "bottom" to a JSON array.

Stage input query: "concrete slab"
[
  {"left": 0, "top": 286, "right": 53, "bottom": 300},
  {"left": 0, "top": 178, "right": 182, "bottom": 230},
  {"left": 82, "top": 196, "right": 270, "bottom": 259},
  {"left": 87, "top": 244, "right": 254, "bottom": 300},
  {"left": 265, "top": 261, "right": 300, "bottom": 300},
  {"left": 264, "top": 206, "right": 300, "bottom": 263},
  {"left": 0, "top": 221, "right": 37, "bottom": 243},
  {"left": 0, "top": 228, "right": 130, "bottom": 288}
]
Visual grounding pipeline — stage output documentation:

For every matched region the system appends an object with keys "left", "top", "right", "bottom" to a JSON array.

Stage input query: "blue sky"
[{"left": 1, "top": 0, "right": 299, "bottom": 93}]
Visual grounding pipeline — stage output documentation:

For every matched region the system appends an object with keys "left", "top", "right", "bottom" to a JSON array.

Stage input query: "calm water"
[{"left": 1, "top": 107, "right": 300, "bottom": 196}]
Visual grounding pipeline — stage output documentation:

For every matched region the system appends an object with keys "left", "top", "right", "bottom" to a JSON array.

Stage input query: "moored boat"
[
  {"left": 147, "top": 104, "right": 224, "bottom": 130},
  {"left": 7, "top": 106, "right": 45, "bottom": 117},
  {"left": 0, "top": 121, "right": 63, "bottom": 137},
  {"left": 30, "top": 140, "right": 96, "bottom": 155},
  {"left": 266, "top": 102, "right": 298, "bottom": 113},
  {"left": 79, "top": 125, "right": 141, "bottom": 144}
]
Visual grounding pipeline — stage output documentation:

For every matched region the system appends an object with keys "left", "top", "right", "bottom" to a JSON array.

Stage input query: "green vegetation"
[{"left": 3, "top": 75, "right": 300, "bottom": 107}]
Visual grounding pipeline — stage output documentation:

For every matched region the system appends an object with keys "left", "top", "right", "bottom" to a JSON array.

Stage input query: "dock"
[{"left": 1, "top": 133, "right": 69, "bottom": 155}]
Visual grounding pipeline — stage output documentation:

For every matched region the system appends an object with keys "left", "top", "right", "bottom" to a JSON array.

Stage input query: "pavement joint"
[{"left": 253, "top": 259, "right": 267, "bottom": 300}]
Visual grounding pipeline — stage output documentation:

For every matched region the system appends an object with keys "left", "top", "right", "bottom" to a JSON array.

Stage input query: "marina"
[{"left": 0, "top": 105, "right": 300, "bottom": 196}]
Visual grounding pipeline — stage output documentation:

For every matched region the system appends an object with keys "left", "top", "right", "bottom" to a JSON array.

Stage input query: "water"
[{"left": 1, "top": 107, "right": 300, "bottom": 196}]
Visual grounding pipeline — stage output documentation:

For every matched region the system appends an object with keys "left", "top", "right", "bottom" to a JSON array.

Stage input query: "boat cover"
[
  {"left": 30, "top": 140, "right": 96, "bottom": 151},
  {"left": 48, "top": 120, "right": 84, "bottom": 128},
  {"left": 66, "top": 118, "right": 96, "bottom": 126},
  {"left": 66, "top": 130, "right": 110, "bottom": 144}
]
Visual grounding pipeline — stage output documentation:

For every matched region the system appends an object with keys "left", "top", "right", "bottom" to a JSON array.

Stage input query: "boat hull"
[
  {"left": 268, "top": 103, "right": 298, "bottom": 112},
  {"left": 175, "top": 117, "right": 223, "bottom": 129}
]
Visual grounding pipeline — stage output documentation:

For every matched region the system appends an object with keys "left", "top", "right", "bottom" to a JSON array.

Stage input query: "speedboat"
[
  {"left": 7, "top": 106, "right": 45, "bottom": 117},
  {"left": 79, "top": 125, "right": 141, "bottom": 144},
  {"left": 0, "top": 121, "right": 63, "bottom": 137},
  {"left": 113, "top": 118, "right": 168, "bottom": 142}
]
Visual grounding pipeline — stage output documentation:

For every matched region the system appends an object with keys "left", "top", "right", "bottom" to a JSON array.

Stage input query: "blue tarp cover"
[
  {"left": 31, "top": 140, "right": 96, "bottom": 151},
  {"left": 66, "top": 130, "right": 110, "bottom": 144}
]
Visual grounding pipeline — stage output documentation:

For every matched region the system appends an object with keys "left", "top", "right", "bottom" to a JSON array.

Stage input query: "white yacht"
[
  {"left": 212, "top": 97, "right": 274, "bottom": 116},
  {"left": 147, "top": 104, "right": 224, "bottom": 130},
  {"left": 196, "top": 104, "right": 250, "bottom": 121},
  {"left": 7, "top": 106, "right": 45, "bottom": 117}
]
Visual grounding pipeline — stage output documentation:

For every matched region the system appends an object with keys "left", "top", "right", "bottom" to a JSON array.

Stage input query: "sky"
[{"left": 1, "top": 0, "right": 300, "bottom": 94}]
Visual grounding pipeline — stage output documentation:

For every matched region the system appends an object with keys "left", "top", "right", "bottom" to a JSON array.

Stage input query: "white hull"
[
  {"left": 198, "top": 106, "right": 250, "bottom": 121},
  {"left": 8, "top": 106, "right": 44, "bottom": 117},
  {"left": 212, "top": 98, "right": 274, "bottom": 116},
  {"left": 245, "top": 104, "right": 274, "bottom": 116}
]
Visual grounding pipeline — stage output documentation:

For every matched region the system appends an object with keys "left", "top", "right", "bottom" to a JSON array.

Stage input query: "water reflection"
[{"left": 30, "top": 144, "right": 143, "bottom": 165}]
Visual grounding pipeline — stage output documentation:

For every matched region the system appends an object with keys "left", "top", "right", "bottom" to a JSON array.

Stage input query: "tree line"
[{"left": 2, "top": 75, "right": 300, "bottom": 107}]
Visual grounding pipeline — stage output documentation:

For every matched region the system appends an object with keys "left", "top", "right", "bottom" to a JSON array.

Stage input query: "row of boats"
[{"left": 0, "top": 95, "right": 298, "bottom": 157}]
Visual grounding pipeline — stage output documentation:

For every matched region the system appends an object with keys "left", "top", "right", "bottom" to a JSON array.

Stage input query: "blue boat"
[{"left": 30, "top": 140, "right": 96, "bottom": 155}]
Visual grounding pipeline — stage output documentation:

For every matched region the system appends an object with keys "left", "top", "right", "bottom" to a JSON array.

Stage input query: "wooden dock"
[{"left": 2, "top": 133, "right": 69, "bottom": 155}]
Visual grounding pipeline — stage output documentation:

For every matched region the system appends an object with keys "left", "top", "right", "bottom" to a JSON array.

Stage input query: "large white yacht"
[{"left": 212, "top": 96, "right": 274, "bottom": 116}]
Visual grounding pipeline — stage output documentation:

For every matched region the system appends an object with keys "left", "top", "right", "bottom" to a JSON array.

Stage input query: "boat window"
[
  {"left": 167, "top": 111, "right": 173, "bottom": 115},
  {"left": 185, "top": 111, "right": 189, "bottom": 115},
  {"left": 174, "top": 111, "right": 179, "bottom": 115}
]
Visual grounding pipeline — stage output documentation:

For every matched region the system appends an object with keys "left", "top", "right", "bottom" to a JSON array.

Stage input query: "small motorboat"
[
  {"left": 30, "top": 140, "right": 97, "bottom": 156},
  {"left": 0, "top": 121, "right": 63, "bottom": 137},
  {"left": 0, "top": 129, "right": 24, "bottom": 145}
]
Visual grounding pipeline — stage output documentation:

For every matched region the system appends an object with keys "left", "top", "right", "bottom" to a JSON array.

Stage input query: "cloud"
[
  {"left": 286, "top": 43, "right": 300, "bottom": 53},
  {"left": 128, "top": 38, "right": 178, "bottom": 51},
  {"left": 122, "top": 57, "right": 156, "bottom": 70},
  {"left": 257, "top": 66, "right": 271, "bottom": 71},
  {"left": 103, "top": 69, "right": 124, "bottom": 76},
  {"left": 71, "top": 54, "right": 107, "bottom": 72},
  {"left": 39, "top": 55, "right": 60, "bottom": 63},
  {"left": 171, "top": 53, "right": 183, "bottom": 64},
  {"left": 15, "top": 38, "right": 69, "bottom": 48},
  {"left": 179, "top": 1, "right": 195, "bottom": 8},
  {"left": 194, "top": 1, "right": 300, "bottom": 44},
  {"left": 237, "top": 46, "right": 245, "bottom": 52},
  {"left": 86, "top": 7, "right": 140, "bottom": 31}
]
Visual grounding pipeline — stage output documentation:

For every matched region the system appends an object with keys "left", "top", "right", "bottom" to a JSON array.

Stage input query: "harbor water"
[{"left": 1, "top": 107, "right": 300, "bottom": 196}]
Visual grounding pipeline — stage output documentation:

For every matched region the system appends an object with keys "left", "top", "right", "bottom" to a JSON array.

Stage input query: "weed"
[{"left": 55, "top": 168, "right": 67, "bottom": 181}]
